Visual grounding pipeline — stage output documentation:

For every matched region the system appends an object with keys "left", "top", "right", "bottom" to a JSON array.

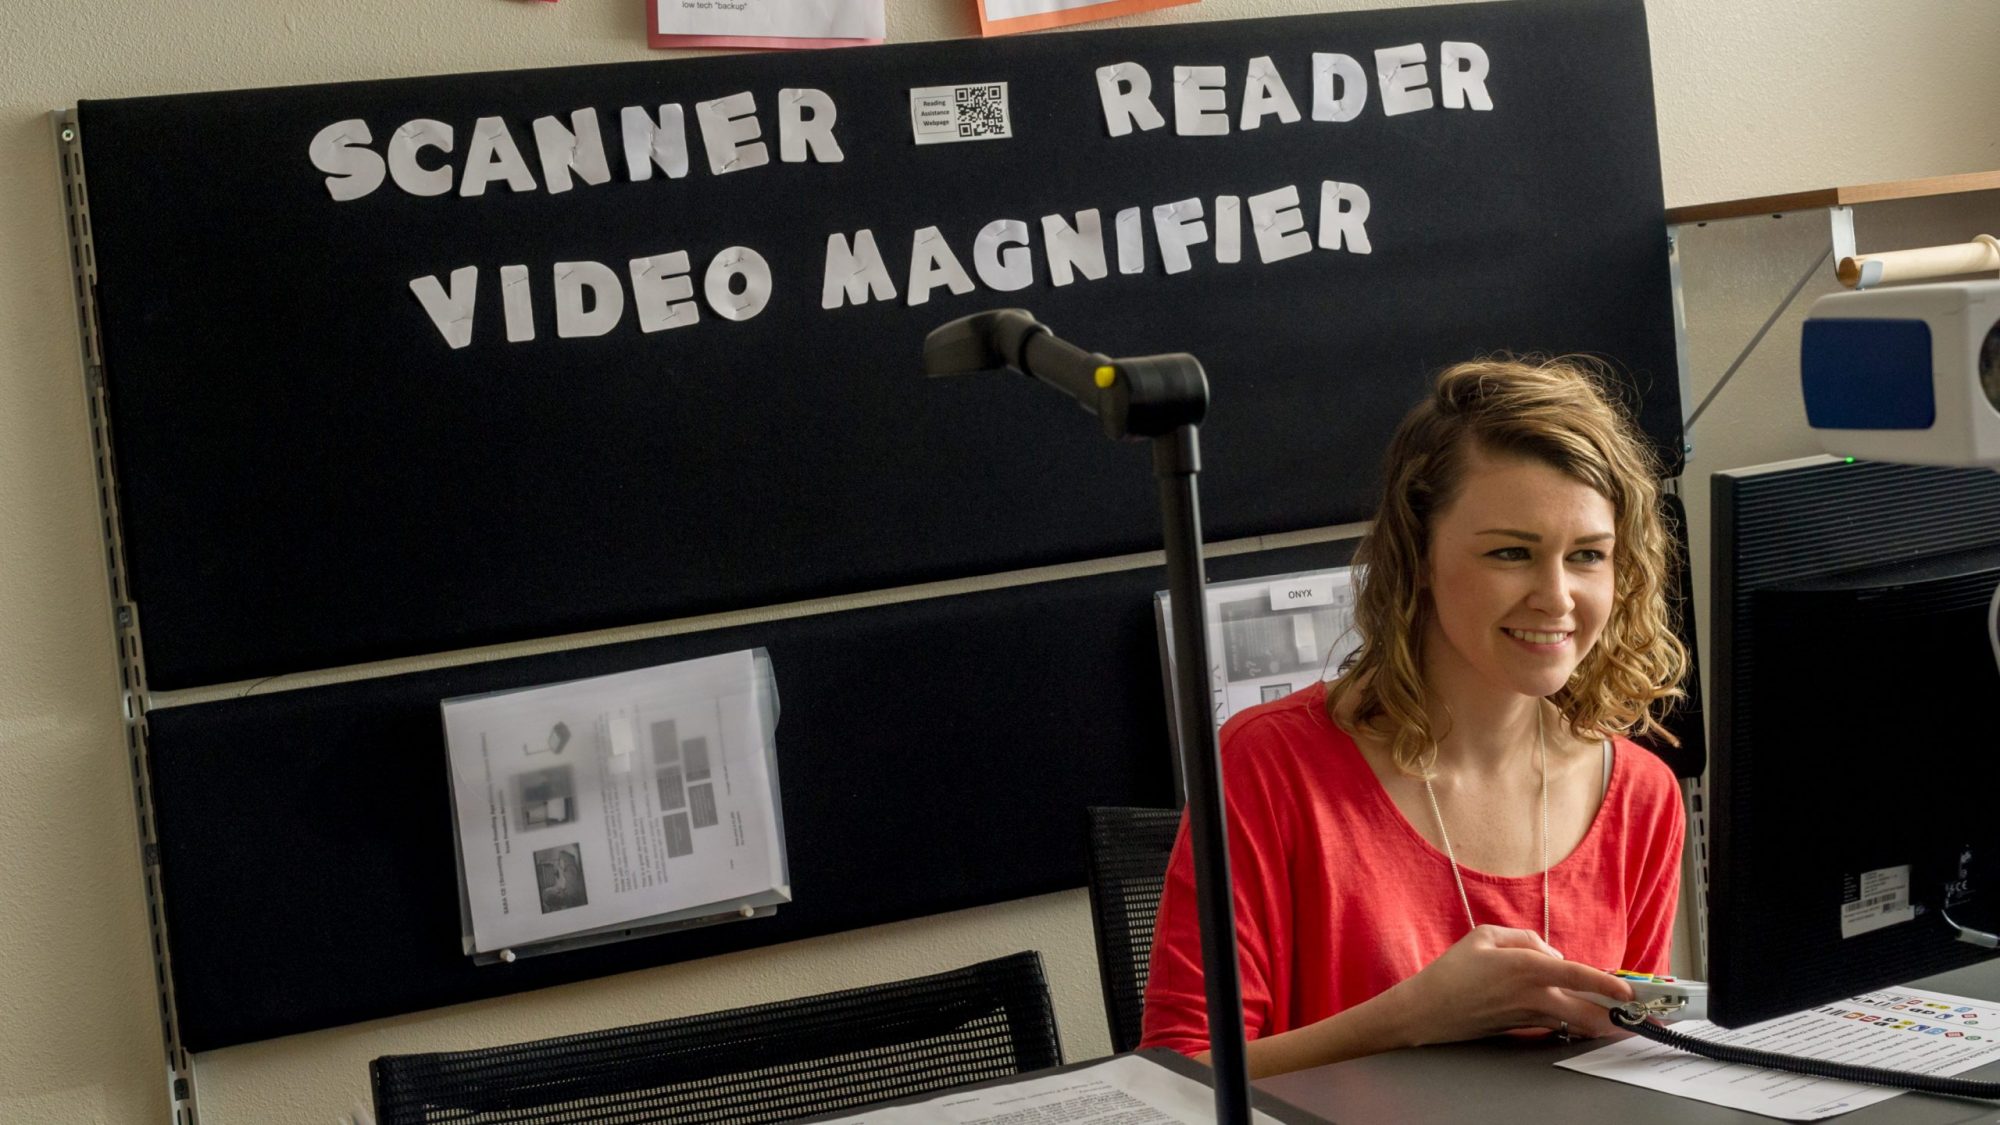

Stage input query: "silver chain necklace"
[{"left": 1422, "top": 703, "right": 1550, "bottom": 944}]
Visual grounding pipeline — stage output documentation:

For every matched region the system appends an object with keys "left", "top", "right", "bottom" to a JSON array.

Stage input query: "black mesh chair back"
[
  {"left": 1083, "top": 806, "right": 1183, "bottom": 1054},
  {"left": 370, "top": 950, "right": 1061, "bottom": 1124}
]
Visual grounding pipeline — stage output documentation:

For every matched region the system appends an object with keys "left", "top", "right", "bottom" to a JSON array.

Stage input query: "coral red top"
[{"left": 1139, "top": 682, "right": 1685, "bottom": 1056}]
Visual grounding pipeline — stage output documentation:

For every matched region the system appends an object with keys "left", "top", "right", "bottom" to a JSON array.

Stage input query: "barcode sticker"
[
  {"left": 1842, "top": 864, "right": 1915, "bottom": 938},
  {"left": 910, "top": 83, "right": 1012, "bottom": 146}
]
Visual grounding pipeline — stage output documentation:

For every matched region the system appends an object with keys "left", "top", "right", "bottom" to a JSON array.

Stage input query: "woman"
[{"left": 1140, "top": 357, "right": 1689, "bottom": 1076}]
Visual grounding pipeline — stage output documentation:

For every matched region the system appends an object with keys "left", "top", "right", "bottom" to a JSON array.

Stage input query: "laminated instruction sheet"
[
  {"left": 1559, "top": 986, "right": 2000, "bottom": 1120},
  {"left": 442, "top": 649, "right": 788, "bottom": 955}
]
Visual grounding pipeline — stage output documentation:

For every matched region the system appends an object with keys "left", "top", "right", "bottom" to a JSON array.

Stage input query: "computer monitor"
[{"left": 1709, "top": 455, "right": 2000, "bottom": 1027}]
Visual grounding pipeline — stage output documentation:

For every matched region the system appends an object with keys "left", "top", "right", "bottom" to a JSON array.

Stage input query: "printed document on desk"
[
  {"left": 442, "top": 649, "right": 789, "bottom": 955},
  {"left": 1557, "top": 986, "right": 2000, "bottom": 1120},
  {"left": 808, "top": 1054, "right": 1289, "bottom": 1123}
]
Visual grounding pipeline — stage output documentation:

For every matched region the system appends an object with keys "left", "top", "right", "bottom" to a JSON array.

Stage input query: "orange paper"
[{"left": 976, "top": 0, "right": 1199, "bottom": 38}]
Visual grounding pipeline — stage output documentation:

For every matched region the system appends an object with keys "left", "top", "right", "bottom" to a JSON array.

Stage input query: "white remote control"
[{"left": 1570, "top": 970, "right": 1707, "bottom": 1021}]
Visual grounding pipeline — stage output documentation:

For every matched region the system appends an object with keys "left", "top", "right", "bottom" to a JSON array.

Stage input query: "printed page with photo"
[{"left": 441, "top": 649, "right": 788, "bottom": 954}]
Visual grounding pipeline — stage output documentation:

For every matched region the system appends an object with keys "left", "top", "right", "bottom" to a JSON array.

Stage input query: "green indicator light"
[{"left": 1845, "top": 457, "right": 1856, "bottom": 464}]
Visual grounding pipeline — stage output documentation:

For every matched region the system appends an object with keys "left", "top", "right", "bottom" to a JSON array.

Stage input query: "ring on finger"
[{"left": 1557, "top": 1019, "right": 1572, "bottom": 1043}]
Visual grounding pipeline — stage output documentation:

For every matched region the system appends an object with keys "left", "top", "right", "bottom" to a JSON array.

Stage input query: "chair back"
[
  {"left": 1083, "top": 805, "right": 1183, "bottom": 1054},
  {"left": 371, "top": 950, "right": 1061, "bottom": 1124}
]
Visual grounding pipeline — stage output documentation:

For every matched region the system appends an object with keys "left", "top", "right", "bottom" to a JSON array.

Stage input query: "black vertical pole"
[
  {"left": 1155, "top": 426, "right": 1252, "bottom": 1125},
  {"left": 918, "top": 311, "right": 1249, "bottom": 1120}
]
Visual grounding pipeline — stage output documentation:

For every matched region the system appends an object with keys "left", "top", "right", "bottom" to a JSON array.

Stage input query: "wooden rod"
[{"left": 1838, "top": 234, "right": 2000, "bottom": 288}]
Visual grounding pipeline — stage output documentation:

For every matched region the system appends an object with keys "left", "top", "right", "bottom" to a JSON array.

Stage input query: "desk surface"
[{"left": 1258, "top": 962, "right": 2000, "bottom": 1125}]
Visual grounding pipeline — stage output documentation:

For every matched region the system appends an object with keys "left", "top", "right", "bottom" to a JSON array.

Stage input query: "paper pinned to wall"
[
  {"left": 649, "top": 0, "right": 885, "bottom": 51},
  {"left": 441, "top": 648, "right": 790, "bottom": 957},
  {"left": 1155, "top": 566, "right": 1361, "bottom": 763},
  {"left": 976, "top": 0, "right": 1200, "bottom": 39},
  {"left": 910, "top": 82, "right": 1014, "bottom": 146}
]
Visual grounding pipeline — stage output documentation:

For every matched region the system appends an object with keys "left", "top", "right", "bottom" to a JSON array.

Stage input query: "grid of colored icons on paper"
[{"left": 1819, "top": 994, "right": 1992, "bottom": 1041}]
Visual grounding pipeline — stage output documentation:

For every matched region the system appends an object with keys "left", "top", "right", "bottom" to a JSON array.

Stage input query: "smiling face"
[{"left": 1420, "top": 443, "right": 1618, "bottom": 704}]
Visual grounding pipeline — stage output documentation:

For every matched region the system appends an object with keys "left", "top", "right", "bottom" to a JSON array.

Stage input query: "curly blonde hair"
[{"left": 1325, "top": 356, "right": 1688, "bottom": 776}]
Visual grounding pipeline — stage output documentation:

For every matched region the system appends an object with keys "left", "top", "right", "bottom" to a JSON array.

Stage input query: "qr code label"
[{"left": 910, "top": 82, "right": 1013, "bottom": 146}]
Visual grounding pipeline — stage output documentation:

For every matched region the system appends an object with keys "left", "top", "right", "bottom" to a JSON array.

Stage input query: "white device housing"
[{"left": 1802, "top": 279, "right": 2000, "bottom": 468}]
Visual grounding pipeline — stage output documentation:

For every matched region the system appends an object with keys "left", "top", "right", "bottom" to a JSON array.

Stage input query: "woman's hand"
[
  {"left": 1193, "top": 925, "right": 1635, "bottom": 1077},
  {"left": 1377, "top": 925, "right": 1638, "bottom": 1045}
]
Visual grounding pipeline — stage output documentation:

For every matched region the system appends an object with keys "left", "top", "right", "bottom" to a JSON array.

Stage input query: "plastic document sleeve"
[{"left": 440, "top": 648, "right": 790, "bottom": 962}]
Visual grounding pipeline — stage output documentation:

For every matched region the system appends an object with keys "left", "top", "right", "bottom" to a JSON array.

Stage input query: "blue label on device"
[{"left": 1801, "top": 318, "right": 1935, "bottom": 430}]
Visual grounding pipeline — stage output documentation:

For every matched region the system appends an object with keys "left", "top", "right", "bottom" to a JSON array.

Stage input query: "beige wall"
[{"left": 3, "top": 1, "right": 1997, "bottom": 1121}]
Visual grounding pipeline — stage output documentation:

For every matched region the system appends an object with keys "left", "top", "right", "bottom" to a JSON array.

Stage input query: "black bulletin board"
[
  {"left": 78, "top": 0, "right": 1679, "bottom": 691},
  {"left": 147, "top": 538, "right": 1351, "bottom": 1049},
  {"left": 73, "top": 0, "right": 1692, "bottom": 1050}
]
